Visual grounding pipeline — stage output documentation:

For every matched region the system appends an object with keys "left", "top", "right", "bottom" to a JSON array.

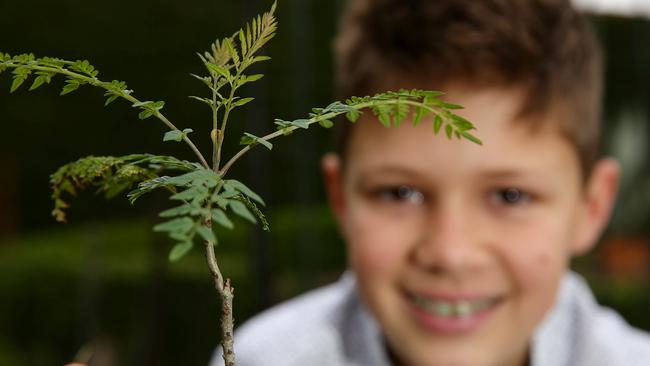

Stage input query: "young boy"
[{"left": 211, "top": 0, "right": 650, "bottom": 365}]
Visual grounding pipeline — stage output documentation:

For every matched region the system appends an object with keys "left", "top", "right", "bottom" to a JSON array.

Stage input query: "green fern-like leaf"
[
  {"left": 50, "top": 155, "right": 197, "bottom": 222},
  {"left": 237, "top": 1, "right": 277, "bottom": 71}
]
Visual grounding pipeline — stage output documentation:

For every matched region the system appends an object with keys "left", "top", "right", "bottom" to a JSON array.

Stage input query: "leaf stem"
[
  {"left": 219, "top": 98, "right": 463, "bottom": 176},
  {"left": 218, "top": 100, "right": 383, "bottom": 175},
  {"left": 212, "top": 79, "right": 220, "bottom": 171},
  {"left": 214, "top": 84, "right": 237, "bottom": 172}
]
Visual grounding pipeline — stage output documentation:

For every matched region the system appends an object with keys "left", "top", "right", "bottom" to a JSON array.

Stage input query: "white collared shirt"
[{"left": 209, "top": 272, "right": 650, "bottom": 366}]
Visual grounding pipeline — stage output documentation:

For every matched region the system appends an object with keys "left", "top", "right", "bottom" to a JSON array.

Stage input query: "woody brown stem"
[
  {"left": 220, "top": 279, "right": 236, "bottom": 366},
  {"left": 204, "top": 218, "right": 236, "bottom": 366}
]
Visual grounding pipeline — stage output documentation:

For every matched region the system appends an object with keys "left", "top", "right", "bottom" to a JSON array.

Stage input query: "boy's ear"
[
  {"left": 572, "top": 158, "right": 620, "bottom": 255},
  {"left": 321, "top": 153, "right": 346, "bottom": 222}
]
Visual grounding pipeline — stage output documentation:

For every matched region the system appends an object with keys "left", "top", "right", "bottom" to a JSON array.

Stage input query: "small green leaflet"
[
  {"left": 318, "top": 119, "right": 334, "bottom": 129},
  {"left": 233, "top": 97, "right": 254, "bottom": 107},
  {"left": 372, "top": 104, "right": 392, "bottom": 127},
  {"left": 169, "top": 241, "right": 193, "bottom": 262},
  {"left": 433, "top": 115, "right": 443, "bottom": 133},
  {"left": 228, "top": 200, "right": 256, "bottom": 224},
  {"left": 170, "top": 186, "right": 209, "bottom": 202},
  {"left": 189, "top": 96, "right": 214, "bottom": 108},
  {"left": 104, "top": 94, "right": 119, "bottom": 106},
  {"left": 206, "top": 63, "right": 231, "bottom": 81},
  {"left": 166, "top": 169, "right": 220, "bottom": 187},
  {"left": 171, "top": 169, "right": 219, "bottom": 186},
  {"left": 153, "top": 217, "right": 194, "bottom": 233},
  {"left": 393, "top": 100, "right": 409, "bottom": 127},
  {"left": 445, "top": 124, "right": 453, "bottom": 139},
  {"left": 164, "top": 128, "right": 194, "bottom": 142},
  {"left": 10, "top": 75, "right": 27, "bottom": 93},
  {"left": 345, "top": 109, "right": 361, "bottom": 122},
  {"left": 244, "top": 74, "right": 263, "bottom": 82},
  {"left": 288, "top": 119, "right": 310, "bottom": 129},
  {"left": 442, "top": 102, "right": 463, "bottom": 110},
  {"left": 239, "top": 29, "right": 248, "bottom": 56},
  {"left": 103, "top": 80, "right": 129, "bottom": 106},
  {"left": 251, "top": 55, "right": 271, "bottom": 63},
  {"left": 29, "top": 74, "right": 51, "bottom": 91},
  {"left": 461, "top": 131, "right": 483, "bottom": 145},
  {"left": 159, "top": 204, "right": 192, "bottom": 218},
  {"left": 223, "top": 179, "right": 265, "bottom": 205},
  {"left": 190, "top": 73, "right": 212, "bottom": 87},
  {"left": 70, "top": 60, "right": 99, "bottom": 78},
  {"left": 240, "top": 132, "right": 272, "bottom": 150},
  {"left": 212, "top": 209, "right": 234, "bottom": 229},
  {"left": 196, "top": 225, "right": 216, "bottom": 243},
  {"left": 413, "top": 106, "right": 428, "bottom": 126},
  {"left": 60, "top": 79, "right": 84, "bottom": 95},
  {"left": 224, "top": 38, "right": 240, "bottom": 68},
  {"left": 138, "top": 110, "right": 154, "bottom": 120},
  {"left": 450, "top": 114, "right": 474, "bottom": 131},
  {"left": 134, "top": 101, "right": 165, "bottom": 120}
]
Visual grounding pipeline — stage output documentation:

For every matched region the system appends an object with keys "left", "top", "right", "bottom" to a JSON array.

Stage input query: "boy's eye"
[
  {"left": 376, "top": 185, "right": 424, "bottom": 205},
  {"left": 490, "top": 188, "right": 530, "bottom": 205}
]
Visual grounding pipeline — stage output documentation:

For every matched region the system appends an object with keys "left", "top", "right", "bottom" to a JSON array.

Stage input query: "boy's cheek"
[
  {"left": 344, "top": 209, "right": 413, "bottom": 274},
  {"left": 503, "top": 227, "right": 571, "bottom": 293}
]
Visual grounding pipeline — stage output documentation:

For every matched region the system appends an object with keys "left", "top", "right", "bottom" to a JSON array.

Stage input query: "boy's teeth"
[
  {"left": 411, "top": 296, "right": 494, "bottom": 317},
  {"left": 456, "top": 301, "right": 472, "bottom": 317},
  {"left": 434, "top": 301, "right": 453, "bottom": 317}
]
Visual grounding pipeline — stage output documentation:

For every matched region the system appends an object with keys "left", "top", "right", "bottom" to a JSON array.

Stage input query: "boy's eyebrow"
[
  {"left": 477, "top": 168, "right": 556, "bottom": 184},
  {"left": 355, "top": 165, "right": 426, "bottom": 180},
  {"left": 478, "top": 169, "right": 529, "bottom": 179}
]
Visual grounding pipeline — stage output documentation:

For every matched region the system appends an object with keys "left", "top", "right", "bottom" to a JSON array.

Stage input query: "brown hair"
[{"left": 334, "top": 0, "right": 603, "bottom": 174}]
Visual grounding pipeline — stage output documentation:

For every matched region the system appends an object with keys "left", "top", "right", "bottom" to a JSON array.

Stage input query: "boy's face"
[{"left": 323, "top": 86, "right": 618, "bottom": 366}]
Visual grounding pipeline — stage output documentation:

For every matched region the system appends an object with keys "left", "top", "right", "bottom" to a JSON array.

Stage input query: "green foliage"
[
  {"left": 133, "top": 100, "right": 165, "bottom": 120},
  {"left": 0, "top": 53, "right": 186, "bottom": 153},
  {"left": 0, "top": 4, "right": 485, "bottom": 361},
  {"left": 240, "top": 132, "right": 273, "bottom": 150},
  {"left": 223, "top": 179, "right": 265, "bottom": 206},
  {"left": 104, "top": 80, "right": 131, "bottom": 106},
  {"left": 49, "top": 154, "right": 198, "bottom": 223},
  {"left": 267, "top": 90, "right": 482, "bottom": 146},
  {"left": 141, "top": 169, "right": 271, "bottom": 258},
  {"left": 0, "top": 0, "right": 479, "bottom": 265},
  {"left": 164, "top": 128, "right": 194, "bottom": 142}
]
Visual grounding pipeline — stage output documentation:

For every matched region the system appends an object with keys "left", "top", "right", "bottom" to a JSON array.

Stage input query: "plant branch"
[
  {"left": 204, "top": 237, "right": 224, "bottom": 292},
  {"left": 220, "top": 99, "right": 451, "bottom": 176},
  {"left": 1, "top": 61, "right": 210, "bottom": 169}
]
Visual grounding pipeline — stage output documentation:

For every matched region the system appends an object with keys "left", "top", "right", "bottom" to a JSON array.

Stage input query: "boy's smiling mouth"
[
  {"left": 404, "top": 291, "right": 504, "bottom": 334},
  {"left": 410, "top": 295, "right": 497, "bottom": 317}
]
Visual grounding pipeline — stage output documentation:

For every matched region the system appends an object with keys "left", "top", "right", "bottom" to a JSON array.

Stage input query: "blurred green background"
[{"left": 0, "top": 1, "right": 649, "bottom": 365}]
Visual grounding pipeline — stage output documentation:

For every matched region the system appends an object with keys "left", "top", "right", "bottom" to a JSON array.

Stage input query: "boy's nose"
[{"left": 409, "top": 201, "right": 485, "bottom": 274}]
